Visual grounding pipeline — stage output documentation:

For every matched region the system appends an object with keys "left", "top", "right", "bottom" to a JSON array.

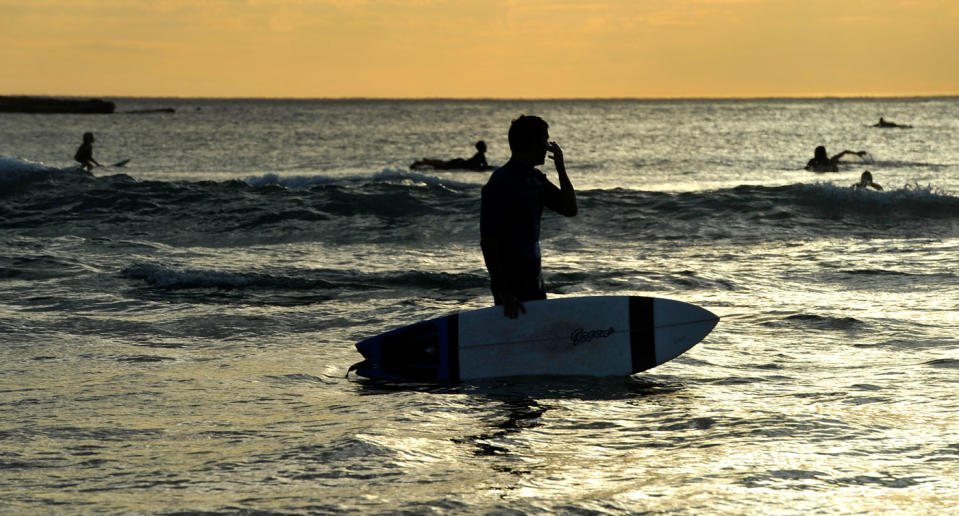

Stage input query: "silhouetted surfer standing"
[
  {"left": 74, "top": 132, "right": 101, "bottom": 171},
  {"left": 480, "top": 115, "right": 577, "bottom": 319}
]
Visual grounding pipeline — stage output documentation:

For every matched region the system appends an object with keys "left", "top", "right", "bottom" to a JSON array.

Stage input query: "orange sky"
[{"left": 2, "top": 0, "right": 957, "bottom": 98}]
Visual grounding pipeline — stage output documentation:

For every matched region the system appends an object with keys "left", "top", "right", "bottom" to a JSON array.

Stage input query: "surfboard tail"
[{"left": 352, "top": 315, "right": 459, "bottom": 382}]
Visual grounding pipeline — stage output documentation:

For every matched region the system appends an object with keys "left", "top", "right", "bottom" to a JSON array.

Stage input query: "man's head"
[
  {"left": 508, "top": 115, "right": 549, "bottom": 165},
  {"left": 83, "top": 132, "right": 95, "bottom": 144},
  {"left": 475, "top": 140, "right": 487, "bottom": 153}
]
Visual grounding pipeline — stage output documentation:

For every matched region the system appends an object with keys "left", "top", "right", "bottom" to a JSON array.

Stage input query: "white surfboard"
[{"left": 349, "top": 296, "right": 718, "bottom": 382}]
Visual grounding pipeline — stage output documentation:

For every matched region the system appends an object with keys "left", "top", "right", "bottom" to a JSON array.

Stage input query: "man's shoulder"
[
  {"left": 486, "top": 161, "right": 544, "bottom": 182},
  {"left": 484, "top": 161, "right": 514, "bottom": 189},
  {"left": 484, "top": 166, "right": 551, "bottom": 200},
  {"left": 490, "top": 160, "right": 519, "bottom": 176}
]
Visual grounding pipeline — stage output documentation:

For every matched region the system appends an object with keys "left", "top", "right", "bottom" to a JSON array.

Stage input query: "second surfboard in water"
[{"left": 349, "top": 296, "right": 719, "bottom": 382}]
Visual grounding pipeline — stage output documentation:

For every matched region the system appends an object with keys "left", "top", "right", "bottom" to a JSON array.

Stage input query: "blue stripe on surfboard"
[{"left": 447, "top": 314, "right": 460, "bottom": 383}]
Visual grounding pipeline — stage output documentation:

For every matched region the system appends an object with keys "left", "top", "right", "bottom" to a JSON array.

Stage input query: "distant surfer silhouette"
[
  {"left": 74, "top": 132, "right": 101, "bottom": 171},
  {"left": 480, "top": 116, "right": 577, "bottom": 319},
  {"left": 873, "top": 117, "right": 911, "bottom": 129},
  {"left": 410, "top": 140, "right": 489, "bottom": 171},
  {"left": 805, "top": 145, "right": 866, "bottom": 172},
  {"left": 851, "top": 170, "right": 883, "bottom": 191}
]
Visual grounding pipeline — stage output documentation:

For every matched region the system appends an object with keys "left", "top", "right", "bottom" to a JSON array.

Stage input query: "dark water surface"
[{"left": 2, "top": 98, "right": 958, "bottom": 514}]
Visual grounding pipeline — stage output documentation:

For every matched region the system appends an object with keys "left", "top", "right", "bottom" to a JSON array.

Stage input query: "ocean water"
[{"left": 1, "top": 98, "right": 958, "bottom": 514}]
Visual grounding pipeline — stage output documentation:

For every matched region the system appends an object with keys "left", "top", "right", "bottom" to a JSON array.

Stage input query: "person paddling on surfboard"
[
  {"left": 74, "top": 132, "right": 102, "bottom": 171},
  {"left": 410, "top": 140, "right": 490, "bottom": 171},
  {"left": 480, "top": 115, "right": 577, "bottom": 319},
  {"left": 873, "top": 117, "right": 911, "bottom": 128},
  {"left": 804, "top": 145, "right": 866, "bottom": 173}
]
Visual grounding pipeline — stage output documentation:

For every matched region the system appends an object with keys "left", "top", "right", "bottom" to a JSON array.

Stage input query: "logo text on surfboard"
[{"left": 570, "top": 327, "right": 616, "bottom": 346}]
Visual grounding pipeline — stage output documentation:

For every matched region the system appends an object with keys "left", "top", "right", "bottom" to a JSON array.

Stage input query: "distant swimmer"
[
  {"left": 873, "top": 117, "right": 911, "bottom": 129},
  {"left": 74, "top": 132, "right": 102, "bottom": 171},
  {"left": 851, "top": 170, "right": 883, "bottom": 191},
  {"left": 410, "top": 140, "right": 490, "bottom": 171},
  {"left": 805, "top": 145, "right": 867, "bottom": 173}
]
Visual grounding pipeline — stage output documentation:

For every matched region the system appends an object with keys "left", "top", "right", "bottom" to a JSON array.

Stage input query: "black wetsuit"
[
  {"left": 462, "top": 152, "right": 488, "bottom": 170},
  {"left": 805, "top": 158, "right": 838, "bottom": 172},
  {"left": 480, "top": 159, "right": 564, "bottom": 304},
  {"left": 410, "top": 152, "right": 488, "bottom": 171},
  {"left": 74, "top": 142, "right": 94, "bottom": 167}
]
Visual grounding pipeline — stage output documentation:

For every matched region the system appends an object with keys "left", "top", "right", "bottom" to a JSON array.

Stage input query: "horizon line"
[{"left": 3, "top": 93, "right": 959, "bottom": 102}]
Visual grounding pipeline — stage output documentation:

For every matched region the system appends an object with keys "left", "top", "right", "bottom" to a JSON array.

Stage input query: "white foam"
[
  {"left": 0, "top": 156, "right": 61, "bottom": 175},
  {"left": 242, "top": 168, "right": 476, "bottom": 190},
  {"left": 123, "top": 263, "right": 252, "bottom": 288},
  {"left": 0, "top": 156, "right": 87, "bottom": 188},
  {"left": 242, "top": 172, "right": 339, "bottom": 188},
  {"left": 371, "top": 168, "right": 475, "bottom": 189}
]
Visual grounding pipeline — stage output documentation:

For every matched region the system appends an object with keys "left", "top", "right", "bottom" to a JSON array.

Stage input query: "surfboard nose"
[{"left": 650, "top": 298, "right": 719, "bottom": 366}]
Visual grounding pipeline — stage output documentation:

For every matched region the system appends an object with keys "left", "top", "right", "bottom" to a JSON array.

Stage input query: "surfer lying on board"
[
  {"left": 873, "top": 117, "right": 911, "bottom": 129},
  {"left": 480, "top": 115, "right": 577, "bottom": 319},
  {"left": 851, "top": 170, "right": 883, "bottom": 191},
  {"left": 805, "top": 145, "right": 867, "bottom": 173},
  {"left": 410, "top": 140, "right": 490, "bottom": 171},
  {"left": 74, "top": 132, "right": 102, "bottom": 171}
]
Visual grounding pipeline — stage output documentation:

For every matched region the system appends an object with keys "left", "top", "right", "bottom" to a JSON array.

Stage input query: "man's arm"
[
  {"left": 547, "top": 142, "right": 577, "bottom": 216},
  {"left": 480, "top": 185, "right": 526, "bottom": 319},
  {"left": 831, "top": 150, "right": 866, "bottom": 162}
]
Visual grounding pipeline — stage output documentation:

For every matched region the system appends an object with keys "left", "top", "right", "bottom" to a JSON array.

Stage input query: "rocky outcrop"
[{"left": 0, "top": 96, "right": 116, "bottom": 114}]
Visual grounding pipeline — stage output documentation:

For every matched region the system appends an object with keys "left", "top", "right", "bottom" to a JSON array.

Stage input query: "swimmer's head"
[{"left": 475, "top": 140, "right": 487, "bottom": 152}]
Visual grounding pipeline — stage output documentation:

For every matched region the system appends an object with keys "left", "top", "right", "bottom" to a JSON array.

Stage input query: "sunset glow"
[{"left": 2, "top": 0, "right": 957, "bottom": 98}]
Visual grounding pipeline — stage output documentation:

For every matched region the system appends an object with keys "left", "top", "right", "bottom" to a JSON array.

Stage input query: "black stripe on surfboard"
[
  {"left": 629, "top": 297, "right": 656, "bottom": 372},
  {"left": 447, "top": 314, "right": 460, "bottom": 382}
]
